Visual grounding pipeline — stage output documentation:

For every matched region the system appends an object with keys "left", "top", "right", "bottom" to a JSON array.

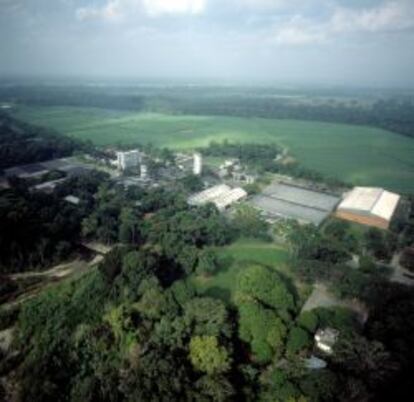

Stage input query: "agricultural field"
[
  {"left": 12, "top": 105, "right": 414, "bottom": 193},
  {"left": 189, "top": 239, "right": 293, "bottom": 305}
]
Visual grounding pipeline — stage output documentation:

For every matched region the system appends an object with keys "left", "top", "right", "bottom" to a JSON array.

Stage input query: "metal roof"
[
  {"left": 338, "top": 187, "right": 400, "bottom": 222},
  {"left": 188, "top": 184, "right": 247, "bottom": 210}
]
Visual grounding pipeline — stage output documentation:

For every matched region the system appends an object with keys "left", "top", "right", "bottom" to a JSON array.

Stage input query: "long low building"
[
  {"left": 250, "top": 182, "right": 340, "bottom": 225},
  {"left": 188, "top": 184, "right": 247, "bottom": 211},
  {"left": 335, "top": 187, "right": 400, "bottom": 229},
  {"left": 4, "top": 158, "right": 92, "bottom": 179}
]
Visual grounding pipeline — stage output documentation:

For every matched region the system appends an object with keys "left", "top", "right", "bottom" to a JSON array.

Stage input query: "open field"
[
  {"left": 12, "top": 105, "right": 414, "bottom": 193},
  {"left": 189, "top": 239, "right": 291, "bottom": 304}
]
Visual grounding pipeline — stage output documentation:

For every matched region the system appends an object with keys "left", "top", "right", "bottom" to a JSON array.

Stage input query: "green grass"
[
  {"left": 189, "top": 239, "right": 290, "bottom": 304},
  {"left": 12, "top": 105, "right": 414, "bottom": 193}
]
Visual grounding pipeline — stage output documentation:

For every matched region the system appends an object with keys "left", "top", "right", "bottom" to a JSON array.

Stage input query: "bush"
[
  {"left": 0, "top": 306, "right": 20, "bottom": 330},
  {"left": 286, "top": 327, "right": 311, "bottom": 356},
  {"left": 297, "top": 311, "right": 318, "bottom": 333},
  {"left": 359, "top": 255, "right": 376, "bottom": 273},
  {"left": 313, "top": 307, "right": 356, "bottom": 333},
  {"left": 196, "top": 249, "right": 219, "bottom": 277}
]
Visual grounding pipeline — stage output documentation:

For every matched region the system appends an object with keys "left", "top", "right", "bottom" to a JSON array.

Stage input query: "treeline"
[
  {"left": 175, "top": 96, "right": 414, "bottom": 139},
  {"left": 0, "top": 85, "right": 146, "bottom": 111},
  {"left": 2, "top": 85, "right": 414, "bottom": 138},
  {"left": 0, "top": 112, "right": 91, "bottom": 171},
  {"left": 202, "top": 141, "right": 281, "bottom": 171}
]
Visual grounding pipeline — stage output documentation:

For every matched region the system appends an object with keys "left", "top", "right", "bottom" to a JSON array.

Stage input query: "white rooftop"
[
  {"left": 315, "top": 328, "right": 339, "bottom": 354},
  {"left": 64, "top": 195, "right": 81, "bottom": 205},
  {"left": 338, "top": 187, "right": 400, "bottom": 222},
  {"left": 188, "top": 184, "right": 247, "bottom": 210}
]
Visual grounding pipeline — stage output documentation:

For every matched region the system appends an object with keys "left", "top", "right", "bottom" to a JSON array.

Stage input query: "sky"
[{"left": 0, "top": 0, "right": 414, "bottom": 87}]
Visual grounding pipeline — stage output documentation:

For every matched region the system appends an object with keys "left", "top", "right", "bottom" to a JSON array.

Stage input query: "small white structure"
[
  {"left": 304, "top": 355, "right": 327, "bottom": 370},
  {"left": 232, "top": 172, "right": 256, "bottom": 184},
  {"left": 221, "top": 159, "right": 238, "bottom": 169},
  {"left": 336, "top": 187, "right": 400, "bottom": 229},
  {"left": 314, "top": 328, "right": 339, "bottom": 355},
  {"left": 188, "top": 184, "right": 247, "bottom": 211},
  {"left": 140, "top": 164, "right": 148, "bottom": 180},
  {"left": 193, "top": 153, "right": 203, "bottom": 175},
  {"left": 64, "top": 195, "right": 81, "bottom": 205},
  {"left": 117, "top": 150, "right": 141, "bottom": 171},
  {"left": 31, "top": 178, "right": 66, "bottom": 193}
]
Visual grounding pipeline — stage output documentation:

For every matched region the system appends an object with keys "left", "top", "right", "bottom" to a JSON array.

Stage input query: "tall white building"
[
  {"left": 140, "top": 164, "right": 148, "bottom": 179},
  {"left": 193, "top": 153, "right": 203, "bottom": 175},
  {"left": 117, "top": 150, "right": 141, "bottom": 171}
]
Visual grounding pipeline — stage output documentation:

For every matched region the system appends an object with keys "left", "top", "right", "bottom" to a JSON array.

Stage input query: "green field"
[
  {"left": 189, "top": 239, "right": 291, "bottom": 304},
  {"left": 12, "top": 105, "right": 414, "bottom": 193}
]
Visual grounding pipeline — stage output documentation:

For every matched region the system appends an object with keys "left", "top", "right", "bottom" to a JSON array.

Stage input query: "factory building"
[
  {"left": 193, "top": 153, "right": 203, "bottom": 175},
  {"left": 188, "top": 184, "right": 247, "bottom": 211},
  {"left": 250, "top": 182, "right": 340, "bottom": 226},
  {"left": 117, "top": 150, "right": 141, "bottom": 171},
  {"left": 335, "top": 187, "right": 400, "bottom": 230}
]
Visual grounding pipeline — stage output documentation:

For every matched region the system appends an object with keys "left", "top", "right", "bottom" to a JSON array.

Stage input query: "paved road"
[
  {"left": 302, "top": 283, "right": 369, "bottom": 324},
  {"left": 2, "top": 257, "right": 102, "bottom": 311},
  {"left": 389, "top": 252, "right": 414, "bottom": 286}
]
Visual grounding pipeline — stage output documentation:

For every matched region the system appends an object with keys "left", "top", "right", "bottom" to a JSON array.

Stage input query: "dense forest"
[
  {"left": 1, "top": 180, "right": 414, "bottom": 401},
  {"left": 0, "top": 112, "right": 92, "bottom": 171},
  {"left": 1, "top": 85, "right": 414, "bottom": 138}
]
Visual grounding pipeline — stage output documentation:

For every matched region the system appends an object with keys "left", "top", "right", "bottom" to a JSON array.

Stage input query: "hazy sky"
[{"left": 1, "top": 0, "right": 414, "bottom": 86}]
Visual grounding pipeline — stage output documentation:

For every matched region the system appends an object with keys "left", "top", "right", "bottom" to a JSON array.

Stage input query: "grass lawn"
[
  {"left": 12, "top": 105, "right": 414, "bottom": 193},
  {"left": 189, "top": 239, "right": 294, "bottom": 305}
]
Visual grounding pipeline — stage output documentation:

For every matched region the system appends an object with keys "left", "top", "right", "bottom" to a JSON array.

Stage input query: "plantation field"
[
  {"left": 12, "top": 105, "right": 414, "bottom": 193},
  {"left": 189, "top": 239, "right": 291, "bottom": 304}
]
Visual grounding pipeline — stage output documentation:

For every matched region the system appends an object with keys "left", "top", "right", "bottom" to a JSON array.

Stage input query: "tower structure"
[{"left": 193, "top": 152, "right": 202, "bottom": 175}]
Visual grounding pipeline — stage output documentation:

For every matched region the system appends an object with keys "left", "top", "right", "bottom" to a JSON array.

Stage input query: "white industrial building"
[
  {"left": 250, "top": 182, "right": 340, "bottom": 226},
  {"left": 117, "top": 150, "right": 141, "bottom": 171},
  {"left": 336, "top": 187, "right": 400, "bottom": 230},
  {"left": 188, "top": 184, "right": 247, "bottom": 211},
  {"left": 193, "top": 153, "right": 203, "bottom": 175}
]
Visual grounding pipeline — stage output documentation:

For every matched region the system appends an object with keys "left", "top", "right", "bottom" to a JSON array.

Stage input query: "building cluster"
[
  {"left": 188, "top": 184, "right": 247, "bottom": 211},
  {"left": 218, "top": 159, "right": 255, "bottom": 184},
  {"left": 113, "top": 149, "right": 206, "bottom": 190},
  {"left": 0, "top": 157, "right": 99, "bottom": 205},
  {"left": 249, "top": 180, "right": 402, "bottom": 230},
  {"left": 1, "top": 145, "right": 403, "bottom": 232}
]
